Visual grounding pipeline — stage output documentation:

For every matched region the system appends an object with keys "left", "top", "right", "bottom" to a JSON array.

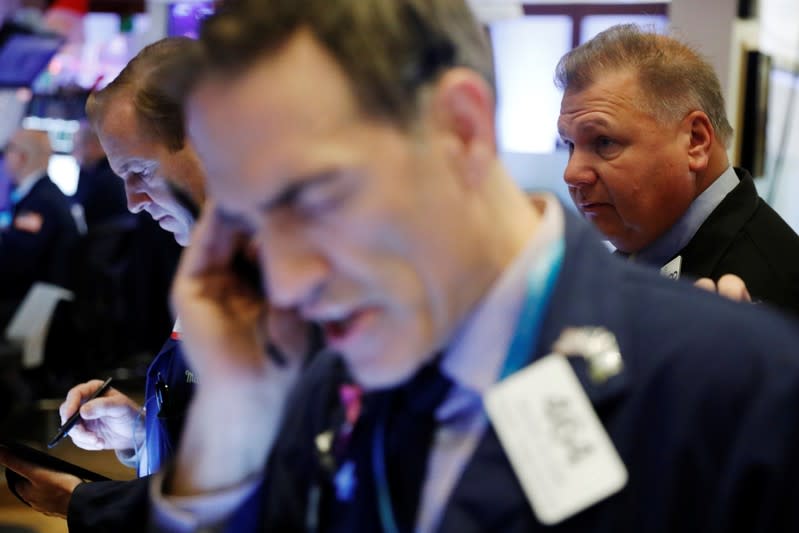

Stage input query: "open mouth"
[
  {"left": 323, "top": 312, "right": 359, "bottom": 341},
  {"left": 320, "top": 309, "right": 376, "bottom": 349},
  {"left": 580, "top": 202, "right": 611, "bottom": 214}
]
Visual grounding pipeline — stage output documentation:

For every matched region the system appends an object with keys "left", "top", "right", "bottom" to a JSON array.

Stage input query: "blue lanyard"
[
  {"left": 372, "top": 236, "right": 565, "bottom": 533},
  {"left": 500, "top": 237, "right": 565, "bottom": 379},
  {"left": 1, "top": 188, "right": 22, "bottom": 229}
]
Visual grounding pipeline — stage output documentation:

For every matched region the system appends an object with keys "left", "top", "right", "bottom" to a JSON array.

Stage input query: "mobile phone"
[{"left": 167, "top": 182, "right": 264, "bottom": 296}]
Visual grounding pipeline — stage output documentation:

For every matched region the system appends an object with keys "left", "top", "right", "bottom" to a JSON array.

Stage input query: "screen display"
[
  {"left": 167, "top": 2, "right": 215, "bottom": 39},
  {"left": 0, "top": 33, "right": 63, "bottom": 88}
]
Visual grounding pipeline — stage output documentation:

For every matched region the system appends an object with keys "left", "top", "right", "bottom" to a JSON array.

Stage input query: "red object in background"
[{"left": 49, "top": 0, "right": 89, "bottom": 15}]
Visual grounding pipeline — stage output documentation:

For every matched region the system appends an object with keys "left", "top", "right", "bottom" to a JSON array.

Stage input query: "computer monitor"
[{"left": 0, "top": 33, "right": 64, "bottom": 88}]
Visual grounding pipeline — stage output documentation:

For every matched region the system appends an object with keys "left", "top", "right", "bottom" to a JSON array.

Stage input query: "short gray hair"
[{"left": 555, "top": 24, "right": 733, "bottom": 147}]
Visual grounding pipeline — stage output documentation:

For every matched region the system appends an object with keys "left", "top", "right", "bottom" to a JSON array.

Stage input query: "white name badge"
[
  {"left": 484, "top": 354, "right": 628, "bottom": 525},
  {"left": 660, "top": 255, "right": 682, "bottom": 280}
]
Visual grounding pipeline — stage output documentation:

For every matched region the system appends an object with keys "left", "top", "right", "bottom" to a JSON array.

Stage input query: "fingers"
[
  {"left": 57, "top": 386, "right": 141, "bottom": 451},
  {"left": 0, "top": 450, "right": 82, "bottom": 518},
  {"left": 66, "top": 425, "right": 106, "bottom": 451},
  {"left": 59, "top": 379, "right": 106, "bottom": 424},
  {"left": 0, "top": 448, "right": 35, "bottom": 479},
  {"left": 694, "top": 275, "right": 752, "bottom": 303},
  {"left": 716, "top": 274, "right": 752, "bottom": 303},
  {"left": 79, "top": 395, "right": 139, "bottom": 420},
  {"left": 176, "top": 203, "right": 242, "bottom": 279},
  {"left": 694, "top": 277, "right": 716, "bottom": 293}
]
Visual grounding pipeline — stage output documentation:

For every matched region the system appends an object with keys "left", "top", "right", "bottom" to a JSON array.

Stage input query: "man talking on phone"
[{"left": 143, "top": 1, "right": 799, "bottom": 531}]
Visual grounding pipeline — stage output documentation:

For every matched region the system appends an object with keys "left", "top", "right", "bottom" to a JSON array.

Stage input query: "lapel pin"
[{"left": 552, "top": 326, "right": 623, "bottom": 383}]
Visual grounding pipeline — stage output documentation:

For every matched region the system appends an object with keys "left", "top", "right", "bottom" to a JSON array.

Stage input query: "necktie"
[
  {"left": 323, "top": 358, "right": 453, "bottom": 533},
  {"left": 379, "top": 359, "right": 453, "bottom": 532}
]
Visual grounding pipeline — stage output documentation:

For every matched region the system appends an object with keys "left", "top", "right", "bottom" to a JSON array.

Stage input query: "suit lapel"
[
  {"left": 438, "top": 210, "right": 633, "bottom": 532},
  {"left": 676, "top": 168, "right": 759, "bottom": 279}
]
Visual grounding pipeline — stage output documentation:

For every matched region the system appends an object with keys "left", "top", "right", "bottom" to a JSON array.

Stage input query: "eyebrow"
[
  {"left": 558, "top": 117, "right": 611, "bottom": 139},
  {"left": 257, "top": 170, "right": 338, "bottom": 213}
]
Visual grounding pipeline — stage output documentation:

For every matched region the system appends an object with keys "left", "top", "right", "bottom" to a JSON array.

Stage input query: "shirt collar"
[
  {"left": 635, "top": 166, "right": 739, "bottom": 266},
  {"left": 441, "top": 194, "right": 564, "bottom": 395},
  {"left": 11, "top": 170, "right": 46, "bottom": 204}
]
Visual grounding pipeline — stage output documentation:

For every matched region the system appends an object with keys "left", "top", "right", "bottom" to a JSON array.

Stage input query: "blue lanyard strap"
[
  {"left": 372, "top": 236, "right": 565, "bottom": 532},
  {"left": 500, "top": 237, "right": 565, "bottom": 379},
  {"left": 373, "top": 413, "right": 400, "bottom": 533}
]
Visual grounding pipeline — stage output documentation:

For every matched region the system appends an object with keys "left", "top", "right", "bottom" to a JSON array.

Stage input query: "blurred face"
[
  {"left": 558, "top": 70, "right": 698, "bottom": 253},
  {"left": 188, "top": 31, "right": 484, "bottom": 388},
  {"left": 71, "top": 127, "right": 104, "bottom": 168},
  {"left": 96, "top": 96, "right": 205, "bottom": 246},
  {"left": 2, "top": 137, "right": 25, "bottom": 182}
]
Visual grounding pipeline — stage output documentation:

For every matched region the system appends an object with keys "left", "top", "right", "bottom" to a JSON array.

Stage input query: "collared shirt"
[
  {"left": 151, "top": 194, "right": 565, "bottom": 532},
  {"left": 633, "top": 166, "right": 739, "bottom": 267}
]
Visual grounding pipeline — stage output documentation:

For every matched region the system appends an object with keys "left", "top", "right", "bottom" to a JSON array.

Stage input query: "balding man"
[{"left": 0, "top": 128, "right": 80, "bottom": 329}]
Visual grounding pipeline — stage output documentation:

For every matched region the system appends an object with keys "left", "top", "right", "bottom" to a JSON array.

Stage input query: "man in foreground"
[
  {"left": 557, "top": 24, "right": 799, "bottom": 317},
  {"left": 149, "top": 2, "right": 799, "bottom": 531}
]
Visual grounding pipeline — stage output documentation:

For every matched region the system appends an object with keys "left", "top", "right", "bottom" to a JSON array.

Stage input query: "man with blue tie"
[{"left": 149, "top": 1, "right": 799, "bottom": 532}]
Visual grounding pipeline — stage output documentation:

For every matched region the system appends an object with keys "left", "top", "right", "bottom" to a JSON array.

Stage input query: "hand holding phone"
[
  {"left": 168, "top": 182, "right": 264, "bottom": 296},
  {"left": 168, "top": 203, "right": 306, "bottom": 495}
]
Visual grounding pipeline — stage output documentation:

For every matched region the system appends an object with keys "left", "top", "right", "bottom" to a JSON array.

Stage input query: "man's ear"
[
  {"left": 685, "top": 110, "right": 714, "bottom": 172},
  {"left": 429, "top": 68, "right": 497, "bottom": 186}
]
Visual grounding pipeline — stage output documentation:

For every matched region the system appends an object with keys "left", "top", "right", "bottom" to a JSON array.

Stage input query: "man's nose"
[
  {"left": 562, "top": 149, "right": 598, "bottom": 188},
  {"left": 125, "top": 188, "right": 149, "bottom": 214},
  {"left": 260, "top": 229, "right": 329, "bottom": 311}
]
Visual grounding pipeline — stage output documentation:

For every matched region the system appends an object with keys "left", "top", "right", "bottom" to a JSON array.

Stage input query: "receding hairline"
[{"left": 87, "top": 88, "right": 144, "bottom": 142}]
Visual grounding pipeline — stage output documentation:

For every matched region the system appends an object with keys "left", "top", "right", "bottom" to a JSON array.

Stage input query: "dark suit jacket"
[
  {"left": 249, "top": 210, "right": 799, "bottom": 533},
  {"left": 72, "top": 158, "right": 129, "bottom": 229},
  {"left": 676, "top": 167, "right": 799, "bottom": 318},
  {"left": 0, "top": 175, "right": 79, "bottom": 301},
  {"left": 142, "top": 208, "right": 799, "bottom": 532},
  {"left": 69, "top": 477, "right": 150, "bottom": 533}
]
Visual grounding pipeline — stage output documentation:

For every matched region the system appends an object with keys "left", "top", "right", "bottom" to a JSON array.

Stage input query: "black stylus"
[{"left": 47, "top": 377, "right": 113, "bottom": 449}]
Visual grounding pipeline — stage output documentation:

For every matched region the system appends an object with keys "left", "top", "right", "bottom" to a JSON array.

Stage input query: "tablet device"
[{"left": 0, "top": 439, "right": 110, "bottom": 507}]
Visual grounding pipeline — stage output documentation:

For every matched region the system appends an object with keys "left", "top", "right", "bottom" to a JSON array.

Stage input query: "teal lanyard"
[
  {"left": 500, "top": 237, "right": 565, "bottom": 379},
  {"left": 373, "top": 237, "right": 565, "bottom": 532},
  {"left": 1, "top": 188, "right": 22, "bottom": 229}
]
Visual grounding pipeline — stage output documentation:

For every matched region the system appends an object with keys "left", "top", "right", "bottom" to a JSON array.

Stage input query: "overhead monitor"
[
  {"left": 0, "top": 33, "right": 64, "bottom": 88},
  {"left": 167, "top": 1, "right": 215, "bottom": 39}
]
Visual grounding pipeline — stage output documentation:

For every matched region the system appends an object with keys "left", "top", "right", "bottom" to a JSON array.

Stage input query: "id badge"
[{"left": 484, "top": 353, "right": 627, "bottom": 525}]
